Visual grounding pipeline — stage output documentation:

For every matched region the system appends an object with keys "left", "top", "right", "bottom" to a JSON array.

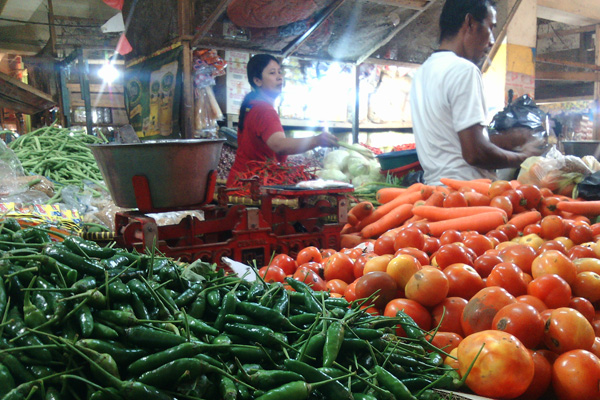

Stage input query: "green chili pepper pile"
[
  {"left": 0, "top": 216, "right": 465, "bottom": 400},
  {"left": 7, "top": 125, "right": 107, "bottom": 204}
]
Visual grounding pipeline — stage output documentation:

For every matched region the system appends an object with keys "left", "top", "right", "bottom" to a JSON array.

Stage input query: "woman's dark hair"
[
  {"left": 439, "top": 0, "right": 496, "bottom": 42},
  {"left": 238, "top": 54, "right": 280, "bottom": 132}
]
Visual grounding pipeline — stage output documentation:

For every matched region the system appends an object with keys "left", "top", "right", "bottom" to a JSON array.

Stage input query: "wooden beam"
[
  {"left": 364, "top": 0, "right": 428, "bottom": 10},
  {"left": 537, "top": 24, "right": 595, "bottom": 39},
  {"left": 594, "top": 24, "right": 600, "bottom": 140},
  {"left": 47, "top": 0, "right": 57, "bottom": 57},
  {"left": 536, "top": 70, "right": 600, "bottom": 81},
  {"left": 182, "top": 41, "right": 194, "bottom": 138},
  {"left": 282, "top": 0, "right": 348, "bottom": 58},
  {"left": 0, "top": 0, "right": 8, "bottom": 15},
  {"left": 536, "top": 56, "right": 600, "bottom": 71},
  {"left": 191, "top": 0, "right": 234, "bottom": 48},
  {"left": 482, "top": 0, "right": 523, "bottom": 73},
  {"left": 356, "top": 0, "right": 438, "bottom": 65},
  {"left": 67, "top": 83, "right": 124, "bottom": 93},
  {"left": 178, "top": 0, "right": 192, "bottom": 37},
  {"left": 537, "top": 0, "right": 600, "bottom": 26}
]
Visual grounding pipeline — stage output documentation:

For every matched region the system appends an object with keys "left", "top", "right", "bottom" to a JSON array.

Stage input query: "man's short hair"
[{"left": 439, "top": 0, "right": 496, "bottom": 42}]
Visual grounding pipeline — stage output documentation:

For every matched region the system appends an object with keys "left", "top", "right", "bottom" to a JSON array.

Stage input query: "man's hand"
[
  {"left": 517, "top": 137, "right": 546, "bottom": 158},
  {"left": 489, "top": 127, "right": 534, "bottom": 150}
]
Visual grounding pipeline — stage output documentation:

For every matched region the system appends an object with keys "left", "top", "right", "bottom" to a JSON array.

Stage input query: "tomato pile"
[{"left": 261, "top": 178, "right": 600, "bottom": 400}]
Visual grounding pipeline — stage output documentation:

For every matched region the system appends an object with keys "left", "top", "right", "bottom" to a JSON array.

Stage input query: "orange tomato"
[
  {"left": 325, "top": 279, "right": 348, "bottom": 296},
  {"left": 404, "top": 267, "right": 449, "bottom": 307},
  {"left": 531, "top": 250, "right": 577, "bottom": 285},
  {"left": 443, "top": 263, "right": 485, "bottom": 300},
  {"left": 385, "top": 254, "right": 421, "bottom": 290},
  {"left": 572, "top": 271, "right": 600, "bottom": 303},
  {"left": 461, "top": 286, "right": 516, "bottom": 336},
  {"left": 492, "top": 302, "right": 544, "bottom": 349},
  {"left": 544, "top": 307, "right": 595, "bottom": 354},
  {"left": 528, "top": 273, "right": 572, "bottom": 309},
  {"left": 552, "top": 350, "right": 600, "bottom": 400},
  {"left": 363, "top": 254, "right": 393, "bottom": 275},
  {"left": 323, "top": 252, "right": 355, "bottom": 284},
  {"left": 296, "top": 246, "right": 323, "bottom": 265}
]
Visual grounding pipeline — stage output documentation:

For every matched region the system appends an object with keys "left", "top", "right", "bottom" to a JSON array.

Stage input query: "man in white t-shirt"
[{"left": 410, "top": 0, "right": 544, "bottom": 185}]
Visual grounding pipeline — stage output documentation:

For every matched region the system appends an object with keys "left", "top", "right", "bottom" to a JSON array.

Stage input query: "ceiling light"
[{"left": 98, "top": 62, "right": 119, "bottom": 83}]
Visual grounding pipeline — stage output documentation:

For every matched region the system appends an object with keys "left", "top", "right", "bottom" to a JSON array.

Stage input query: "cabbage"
[
  {"left": 323, "top": 150, "right": 350, "bottom": 171},
  {"left": 317, "top": 168, "right": 349, "bottom": 182},
  {"left": 347, "top": 155, "right": 371, "bottom": 178},
  {"left": 351, "top": 175, "right": 371, "bottom": 187}
]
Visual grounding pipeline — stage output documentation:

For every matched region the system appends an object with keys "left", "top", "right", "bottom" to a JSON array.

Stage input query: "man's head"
[{"left": 439, "top": 0, "right": 497, "bottom": 64}]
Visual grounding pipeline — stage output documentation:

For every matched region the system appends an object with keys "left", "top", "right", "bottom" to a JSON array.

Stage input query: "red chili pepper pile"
[
  {"left": 228, "top": 159, "right": 318, "bottom": 197},
  {"left": 360, "top": 143, "right": 383, "bottom": 155},
  {"left": 391, "top": 143, "right": 416, "bottom": 152}
]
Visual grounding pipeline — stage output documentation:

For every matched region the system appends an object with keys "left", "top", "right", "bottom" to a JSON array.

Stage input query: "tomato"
[
  {"left": 539, "top": 215, "right": 565, "bottom": 240},
  {"left": 443, "top": 263, "right": 485, "bottom": 299},
  {"left": 292, "top": 267, "right": 326, "bottom": 291},
  {"left": 422, "top": 235, "right": 441, "bottom": 255},
  {"left": 492, "top": 302, "right": 544, "bottom": 349},
  {"left": 298, "top": 261, "right": 323, "bottom": 275},
  {"left": 296, "top": 246, "right": 322, "bottom": 265},
  {"left": 574, "top": 257, "right": 600, "bottom": 274},
  {"left": 359, "top": 305, "right": 379, "bottom": 316},
  {"left": 490, "top": 195, "right": 513, "bottom": 218},
  {"left": 568, "top": 296, "right": 595, "bottom": 323},
  {"left": 592, "top": 337, "right": 600, "bottom": 359},
  {"left": 516, "top": 294, "right": 548, "bottom": 313},
  {"left": 323, "top": 252, "right": 355, "bottom": 284},
  {"left": 343, "top": 281, "right": 357, "bottom": 302},
  {"left": 342, "top": 247, "right": 363, "bottom": 260},
  {"left": 519, "top": 234, "right": 545, "bottom": 252},
  {"left": 258, "top": 265, "right": 286, "bottom": 283},
  {"left": 443, "top": 191, "right": 468, "bottom": 208},
  {"left": 457, "top": 330, "right": 534, "bottom": 398},
  {"left": 385, "top": 254, "right": 421, "bottom": 290},
  {"left": 269, "top": 254, "right": 297, "bottom": 275},
  {"left": 568, "top": 244, "right": 598, "bottom": 260},
  {"left": 498, "top": 223, "right": 519, "bottom": 240},
  {"left": 519, "top": 350, "right": 553, "bottom": 400},
  {"left": 354, "top": 271, "right": 398, "bottom": 309},
  {"left": 504, "top": 188, "right": 527, "bottom": 213},
  {"left": 445, "top": 348, "right": 460, "bottom": 371},
  {"left": 393, "top": 247, "right": 429, "bottom": 267},
  {"left": 499, "top": 243, "right": 537, "bottom": 275},
  {"left": 435, "top": 243, "right": 473, "bottom": 270},
  {"left": 531, "top": 250, "right": 577, "bottom": 286},
  {"left": 486, "top": 229, "right": 509, "bottom": 244},
  {"left": 527, "top": 273, "right": 571, "bottom": 309},
  {"left": 405, "top": 267, "right": 449, "bottom": 307},
  {"left": 439, "top": 229, "right": 463, "bottom": 245},
  {"left": 432, "top": 297, "right": 468, "bottom": 336},
  {"left": 540, "top": 196, "right": 561, "bottom": 216},
  {"left": 523, "top": 224, "right": 542, "bottom": 236},
  {"left": 537, "top": 239, "right": 568, "bottom": 255},
  {"left": 461, "top": 286, "right": 516, "bottom": 336},
  {"left": 392, "top": 227, "right": 425, "bottom": 251},
  {"left": 373, "top": 235, "right": 395, "bottom": 255},
  {"left": 552, "top": 350, "right": 600, "bottom": 400},
  {"left": 489, "top": 180, "right": 513, "bottom": 198},
  {"left": 572, "top": 271, "right": 600, "bottom": 303},
  {"left": 353, "top": 252, "right": 378, "bottom": 279},
  {"left": 363, "top": 254, "right": 393, "bottom": 274},
  {"left": 473, "top": 253, "right": 503, "bottom": 278},
  {"left": 520, "top": 184, "right": 542, "bottom": 210},
  {"left": 325, "top": 278, "right": 348, "bottom": 296},
  {"left": 426, "top": 331, "right": 463, "bottom": 354},
  {"left": 486, "top": 262, "right": 528, "bottom": 297},
  {"left": 569, "top": 223, "right": 595, "bottom": 245},
  {"left": 544, "top": 307, "right": 595, "bottom": 354},
  {"left": 320, "top": 248, "right": 336, "bottom": 258},
  {"left": 384, "top": 298, "right": 431, "bottom": 336},
  {"left": 462, "top": 234, "right": 494, "bottom": 257}
]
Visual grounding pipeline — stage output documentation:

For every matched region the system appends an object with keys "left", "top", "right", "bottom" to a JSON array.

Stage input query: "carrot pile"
[{"left": 341, "top": 177, "right": 599, "bottom": 247}]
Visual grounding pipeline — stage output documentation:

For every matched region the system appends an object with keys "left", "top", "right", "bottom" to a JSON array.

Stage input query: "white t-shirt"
[{"left": 410, "top": 51, "right": 495, "bottom": 185}]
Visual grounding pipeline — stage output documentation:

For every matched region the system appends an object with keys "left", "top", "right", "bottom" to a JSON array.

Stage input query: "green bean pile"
[
  {"left": 0, "top": 216, "right": 465, "bottom": 400},
  {"left": 7, "top": 125, "right": 107, "bottom": 204}
]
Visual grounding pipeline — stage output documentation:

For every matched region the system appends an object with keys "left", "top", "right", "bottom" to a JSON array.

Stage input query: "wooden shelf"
[{"left": 226, "top": 114, "right": 411, "bottom": 130}]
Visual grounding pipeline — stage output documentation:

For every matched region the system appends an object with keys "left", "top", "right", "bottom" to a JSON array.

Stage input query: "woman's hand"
[{"left": 315, "top": 131, "right": 339, "bottom": 148}]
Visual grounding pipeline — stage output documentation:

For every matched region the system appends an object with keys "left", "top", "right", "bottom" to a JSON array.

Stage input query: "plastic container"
[
  {"left": 376, "top": 149, "right": 419, "bottom": 170},
  {"left": 562, "top": 141, "right": 600, "bottom": 158},
  {"left": 380, "top": 161, "right": 422, "bottom": 179}
]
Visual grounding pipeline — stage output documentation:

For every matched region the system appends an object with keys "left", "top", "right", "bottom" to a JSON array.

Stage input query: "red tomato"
[
  {"left": 353, "top": 252, "right": 377, "bottom": 279},
  {"left": 462, "top": 234, "right": 495, "bottom": 257},
  {"left": 320, "top": 248, "right": 336, "bottom": 258},
  {"left": 443, "top": 263, "right": 485, "bottom": 300},
  {"left": 537, "top": 239, "right": 568, "bottom": 255},
  {"left": 323, "top": 252, "right": 355, "bottom": 284},
  {"left": 492, "top": 302, "right": 544, "bottom": 349},
  {"left": 354, "top": 271, "right": 398, "bottom": 310},
  {"left": 569, "top": 223, "right": 594, "bottom": 245},
  {"left": 296, "top": 246, "right": 322, "bottom": 265},
  {"left": 486, "top": 229, "right": 509, "bottom": 244},
  {"left": 443, "top": 191, "right": 468, "bottom": 208},
  {"left": 473, "top": 253, "right": 503, "bottom": 279},
  {"left": 258, "top": 265, "right": 286, "bottom": 283},
  {"left": 439, "top": 229, "right": 463, "bottom": 245},
  {"left": 519, "top": 350, "right": 553, "bottom": 400},
  {"left": 457, "top": 330, "right": 534, "bottom": 398},
  {"left": 373, "top": 235, "right": 395, "bottom": 255},
  {"left": 292, "top": 266, "right": 326, "bottom": 291},
  {"left": 499, "top": 244, "right": 538, "bottom": 275},
  {"left": 343, "top": 281, "right": 357, "bottom": 302},
  {"left": 431, "top": 297, "right": 468, "bottom": 337},
  {"left": 568, "top": 245, "right": 598, "bottom": 260},
  {"left": 461, "top": 286, "right": 516, "bottom": 336},
  {"left": 531, "top": 250, "right": 577, "bottom": 285},
  {"left": 384, "top": 298, "right": 431, "bottom": 336},
  {"left": 435, "top": 243, "right": 473, "bottom": 270},
  {"left": 568, "top": 297, "right": 595, "bottom": 323},
  {"left": 426, "top": 331, "right": 463, "bottom": 354},
  {"left": 520, "top": 184, "right": 542, "bottom": 210},
  {"left": 486, "top": 262, "right": 528, "bottom": 297},
  {"left": 523, "top": 223, "right": 542, "bottom": 235},
  {"left": 544, "top": 307, "right": 595, "bottom": 354},
  {"left": 540, "top": 215, "right": 566, "bottom": 240},
  {"left": 552, "top": 350, "right": 600, "bottom": 400},
  {"left": 298, "top": 261, "right": 323, "bottom": 276},
  {"left": 325, "top": 279, "right": 348, "bottom": 296},
  {"left": 540, "top": 196, "right": 561, "bottom": 216},
  {"left": 392, "top": 227, "right": 425, "bottom": 251},
  {"left": 269, "top": 254, "right": 297, "bottom": 275},
  {"left": 516, "top": 294, "right": 548, "bottom": 313},
  {"left": 404, "top": 267, "right": 449, "bottom": 307},
  {"left": 489, "top": 180, "right": 513, "bottom": 198},
  {"left": 503, "top": 188, "right": 527, "bottom": 213},
  {"left": 497, "top": 223, "right": 519, "bottom": 240},
  {"left": 527, "top": 274, "right": 572, "bottom": 309},
  {"left": 422, "top": 235, "right": 441, "bottom": 255},
  {"left": 490, "top": 195, "right": 513, "bottom": 219}
]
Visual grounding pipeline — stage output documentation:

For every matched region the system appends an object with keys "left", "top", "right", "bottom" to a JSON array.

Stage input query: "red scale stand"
[{"left": 114, "top": 174, "right": 352, "bottom": 267}]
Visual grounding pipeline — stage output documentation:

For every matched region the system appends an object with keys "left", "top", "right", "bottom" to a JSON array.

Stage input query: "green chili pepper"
[
  {"left": 297, "top": 332, "right": 326, "bottom": 364},
  {"left": 289, "top": 313, "right": 318, "bottom": 327},
  {"left": 0, "top": 278, "right": 7, "bottom": 319},
  {"left": 284, "top": 278, "right": 322, "bottom": 313},
  {"left": 225, "top": 314, "right": 255, "bottom": 324},
  {"left": 97, "top": 309, "right": 139, "bottom": 326},
  {"left": 174, "top": 284, "right": 202, "bottom": 308},
  {"left": 130, "top": 292, "right": 150, "bottom": 320},
  {"left": 206, "top": 289, "right": 221, "bottom": 308},
  {"left": 186, "top": 291, "right": 206, "bottom": 319},
  {"left": 5, "top": 306, "right": 52, "bottom": 362},
  {"left": 236, "top": 301, "right": 298, "bottom": 331},
  {"left": 137, "top": 357, "right": 216, "bottom": 388},
  {"left": 283, "top": 359, "right": 353, "bottom": 400},
  {"left": 71, "top": 276, "right": 97, "bottom": 293},
  {"left": 0, "top": 363, "right": 16, "bottom": 396},
  {"left": 223, "top": 323, "right": 282, "bottom": 347},
  {"left": 323, "top": 321, "right": 345, "bottom": 367},
  {"left": 108, "top": 279, "right": 131, "bottom": 301},
  {"left": 63, "top": 235, "right": 116, "bottom": 259},
  {"left": 246, "top": 369, "right": 305, "bottom": 390},
  {"left": 0, "top": 347, "right": 35, "bottom": 384},
  {"left": 254, "top": 381, "right": 310, "bottom": 400},
  {"left": 374, "top": 365, "right": 417, "bottom": 400},
  {"left": 76, "top": 339, "right": 148, "bottom": 365},
  {"left": 127, "top": 342, "right": 210, "bottom": 377},
  {"left": 91, "top": 322, "right": 119, "bottom": 340},
  {"left": 43, "top": 245, "right": 105, "bottom": 276},
  {"left": 214, "top": 291, "right": 238, "bottom": 331},
  {"left": 22, "top": 278, "right": 48, "bottom": 330},
  {"left": 89, "top": 388, "right": 123, "bottom": 400},
  {"left": 76, "top": 303, "right": 94, "bottom": 337},
  {"left": 125, "top": 326, "right": 187, "bottom": 349},
  {"left": 127, "top": 279, "right": 156, "bottom": 308},
  {"left": 177, "top": 313, "right": 219, "bottom": 337},
  {"left": 44, "top": 387, "right": 65, "bottom": 400},
  {"left": 219, "top": 375, "right": 238, "bottom": 400},
  {"left": 103, "top": 254, "right": 131, "bottom": 270}
]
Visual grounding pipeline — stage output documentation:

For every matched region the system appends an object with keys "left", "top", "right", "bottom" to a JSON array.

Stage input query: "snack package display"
[{"left": 518, "top": 146, "right": 594, "bottom": 197}]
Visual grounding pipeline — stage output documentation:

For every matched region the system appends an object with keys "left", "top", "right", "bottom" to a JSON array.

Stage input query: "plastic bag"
[
  {"left": 489, "top": 90, "right": 547, "bottom": 133},
  {"left": 518, "top": 146, "right": 592, "bottom": 197},
  {"left": 575, "top": 170, "right": 600, "bottom": 200}
]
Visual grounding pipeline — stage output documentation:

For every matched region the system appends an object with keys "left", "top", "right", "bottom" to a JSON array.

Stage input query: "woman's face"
[{"left": 254, "top": 60, "right": 283, "bottom": 99}]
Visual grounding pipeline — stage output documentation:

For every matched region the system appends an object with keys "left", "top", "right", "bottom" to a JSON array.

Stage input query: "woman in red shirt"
[{"left": 226, "top": 54, "right": 338, "bottom": 187}]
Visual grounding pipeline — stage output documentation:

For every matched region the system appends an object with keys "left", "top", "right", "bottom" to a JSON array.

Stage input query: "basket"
[
  {"left": 380, "top": 161, "right": 422, "bottom": 179},
  {"left": 376, "top": 149, "right": 419, "bottom": 170}
]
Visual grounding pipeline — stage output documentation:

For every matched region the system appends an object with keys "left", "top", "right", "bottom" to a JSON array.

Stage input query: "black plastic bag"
[
  {"left": 489, "top": 90, "right": 547, "bottom": 132},
  {"left": 576, "top": 170, "right": 600, "bottom": 200}
]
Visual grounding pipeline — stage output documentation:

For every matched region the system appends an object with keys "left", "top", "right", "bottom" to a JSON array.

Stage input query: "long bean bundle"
[{"left": 8, "top": 125, "right": 107, "bottom": 203}]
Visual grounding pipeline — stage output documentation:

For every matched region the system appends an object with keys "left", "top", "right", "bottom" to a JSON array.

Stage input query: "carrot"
[
  {"left": 420, "top": 185, "right": 435, "bottom": 200},
  {"left": 340, "top": 233, "right": 366, "bottom": 249},
  {"left": 427, "top": 211, "right": 506, "bottom": 237},
  {"left": 348, "top": 201, "right": 374, "bottom": 225},
  {"left": 434, "top": 186, "right": 451, "bottom": 195},
  {"left": 471, "top": 178, "right": 492, "bottom": 184},
  {"left": 361, "top": 203, "right": 413, "bottom": 238},
  {"left": 423, "top": 191, "right": 446, "bottom": 207},
  {"left": 376, "top": 188, "right": 406, "bottom": 204},
  {"left": 556, "top": 200, "right": 600, "bottom": 216},
  {"left": 341, "top": 223, "right": 358, "bottom": 235},
  {"left": 412, "top": 205, "right": 507, "bottom": 221},
  {"left": 507, "top": 210, "right": 542, "bottom": 231},
  {"left": 464, "top": 191, "right": 490, "bottom": 206},
  {"left": 356, "top": 191, "right": 423, "bottom": 230},
  {"left": 440, "top": 178, "right": 491, "bottom": 195}
]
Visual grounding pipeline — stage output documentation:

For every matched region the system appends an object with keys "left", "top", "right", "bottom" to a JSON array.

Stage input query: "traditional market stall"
[{"left": 1, "top": 0, "right": 600, "bottom": 399}]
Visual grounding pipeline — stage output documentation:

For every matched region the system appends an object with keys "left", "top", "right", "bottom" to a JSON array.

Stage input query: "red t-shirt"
[{"left": 226, "top": 100, "right": 287, "bottom": 187}]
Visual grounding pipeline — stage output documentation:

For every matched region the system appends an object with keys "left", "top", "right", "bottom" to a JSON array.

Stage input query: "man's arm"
[{"left": 458, "top": 125, "right": 544, "bottom": 170}]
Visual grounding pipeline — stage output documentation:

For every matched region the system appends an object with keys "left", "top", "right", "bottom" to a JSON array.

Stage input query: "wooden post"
[
  {"left": 177, "top": 0, "right": 192, "bottom": 38},
  {"left": 594, "top": 24, "right": 600, "bottom": 140},
  {"left": 352, "top": 65, "right": 359, "bottom": 144},
  {"left": 181, "top": 41, "right": 194, "bottom": 139},
  {"left": 47, "top": 0, "right": 57, "bottom": 57}
]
